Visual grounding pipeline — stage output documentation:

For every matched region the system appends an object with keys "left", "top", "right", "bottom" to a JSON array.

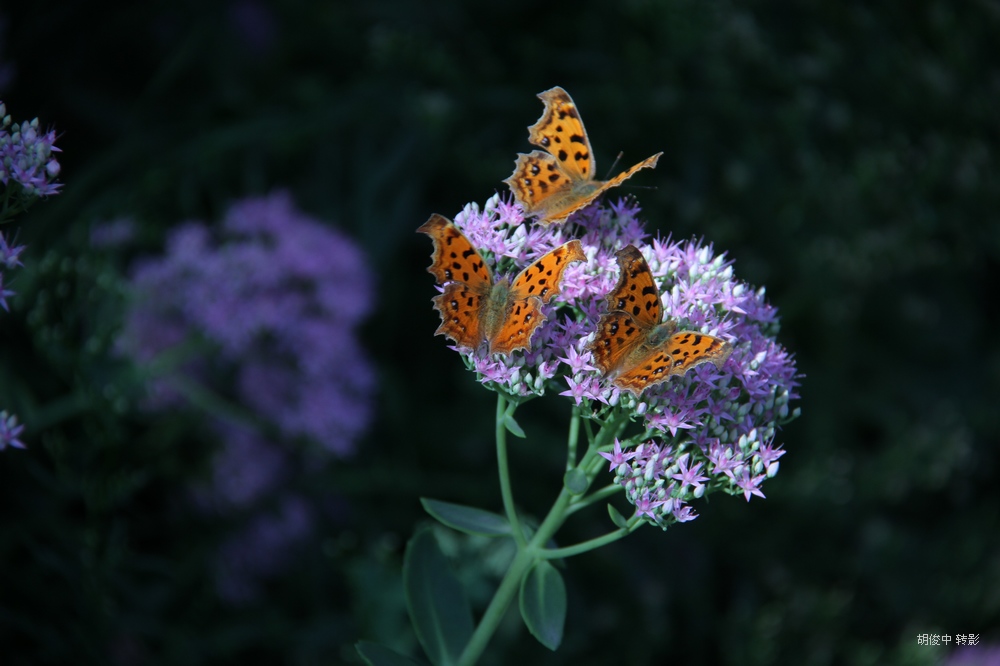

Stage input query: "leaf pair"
[{"left": 356, "top": 500, "right": 568, "bottom": 665}]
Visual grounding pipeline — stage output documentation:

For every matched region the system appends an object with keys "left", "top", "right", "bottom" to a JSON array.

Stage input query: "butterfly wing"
[
  {"left": 503, "top": 150, "right": 578, "bottom": 220},
  {"left": 488, "top": 297, "right": 546, "bottom": 356},
  {"left": 431, "top": 283, "right": 487, "bottom": 350},
  {"left": 613, "top": 330, "right": 732, "bottom": 396},
  {"left": 588, "top": 309, "right": 649, "bottom": 376},
  {"left": 529, "top": 87, "right": 596, "bottom": 181},
  {"left": 589, "top": 151, "right": 661, "bottom": 198},
  {"left": 416, "top": 214, "right": 492, "bottom": 289},
  {"left": 488, "top": 240, "right": 586, "bottom": 355},
  {"left": 509, "top": 240, "right": 586, "bottom": 304},
  {"left": 606, "top": 245, "right": 662, "bottom": 329},
  {"left": 417, "top": 214, "right": 493, "bottom": 350},
  {"left": 661, "top": 330, "right": 732, "bottom": 376}
]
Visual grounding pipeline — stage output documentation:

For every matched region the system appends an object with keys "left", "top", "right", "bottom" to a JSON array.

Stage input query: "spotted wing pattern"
[
  {"left": 490, "top": 240, "right": 586, "bottom": 354},
  {"left": 489, "top": 297, "right": 546, "bottom": 356},
  {"left": 613, "top": 330, "right": 732, "bottom": 396},
  {"left": 588, "top": 244, "right": 733, "bottom": 396},
  {"left": 504, "top": 87, "right": 662, "bottom": 225},
  {"left": 416, "top": 213, "right": 491, "bottom": 289},
  {"left": 431, "top": 283, "right": 487, "bottom": 350},
  {"left": 603, "top": 245, "right": 662, "bottom": 329},
  {"left": 417, "top": 214, "right": 494, "bottom": 351},
  {"left": 527, "top": 86, "right": 596, "bottom": 181},
  {"left": 509, "top": 239, "right": 586, "bottom": 303}
]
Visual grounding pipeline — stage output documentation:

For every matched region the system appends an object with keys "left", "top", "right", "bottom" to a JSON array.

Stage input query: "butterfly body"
[
  {"left": 505, "top": 87, "right": 662, "bottom": 225},
  {"left": 418, "top": 214, "right": 585, "bottom": 355},
  {"left": 589, "top": 245, "right": 732, "bottom": 396}
]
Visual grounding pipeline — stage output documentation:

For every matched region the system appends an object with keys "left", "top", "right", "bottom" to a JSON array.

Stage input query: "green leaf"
[
  {"left": 404, "top": 529, "right": 474, "bottom": 666},
  {"left": 518, "top": 560, "right": 567, "bottom": 651},
  {"left": 607, "top": 503, "right": 628, "bottom": 529},
  {"left": 356, "top": 641, "right": 425, "bottom": 666},
  {"left": 563, "top": 468, "right": 588, "bottom": 495},
  {"left": 420, "top": 498, "right": 512, "bottom": 537},
  {"left": 504, "top": 412, "right": 526, "bottom": 438}
]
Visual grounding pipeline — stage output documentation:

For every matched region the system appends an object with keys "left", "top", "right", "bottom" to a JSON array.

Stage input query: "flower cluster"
[
  {"left": 193, "top": 421, "right": 314, "bottom": 604},
  {"left": 0, "top": 228, "right": 23, "bottom": 311},
  {"left": 119, "top": 191, "right": 375, "bottom": 601},
  {"left": 437, "top": 195, "right": 800, "bottom": 528},
  {"left": 118, "top": 191, "right": 376, "bottom": 456},
  {"left": 0, "top": 102, "right": 61, "bottom": 198},
  {"left": 1, "top": 101, "right": 63, "bottom": 453}
]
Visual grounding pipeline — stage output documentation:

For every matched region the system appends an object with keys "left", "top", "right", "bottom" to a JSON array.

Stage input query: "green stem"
[
  {"left": 456, "top": 547, "right": 534, "bottom": 666},
  {"left": 541, "top": 515, "right": 643, "bottom": 559},
  {"left": 495, "top": 394, "right": 526, "bottom": 548},
  {"left": 457, "top": 408, "right": 633, "bottom": 665},
  {"left": 566, "top": 483, "right": 622, "bottom": 516},
  {"left": 539, "top": 527, "right": 629, "bottom": 559},
  {"left": 565, "top": 407, "right": 580, "bottom": 471}
]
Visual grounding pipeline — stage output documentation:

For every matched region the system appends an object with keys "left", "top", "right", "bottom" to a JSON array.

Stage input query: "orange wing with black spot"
[
  {"left": 588, "top": 309, "right": 650, "bottom": 376},
  {"left": 490, "top": 240, "right": 586, "bottom": 355},
  {"left": 528, "top": 87, "right": 596, "bottom": 181},
  {"left": 504, "top": 87, "right": 662, "bottom": 225},
  {"left": 509, "top": 239, "right": 586, "bottom": 303},
  {"left": 588, "top": 244, "right": 732, "bottom": 396},
  {"left": 603, "top": 245, "right": 662, "bottom": 329},
  {"left": 417, "top": 214, "right": 494, "bottom": 351},
  {"left": 417, "top": 213, "right": 492, "bottom": 288},
  {"left": 431, "top": 282, "right": 487, "bottom": 350},
  {"left": 613, "top": 330, "right": 732, "bottom": 396}
]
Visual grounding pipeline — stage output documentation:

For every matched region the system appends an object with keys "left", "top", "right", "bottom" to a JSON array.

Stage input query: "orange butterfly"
[
  {"left": 588, "top": 245, "right": 732, "bottom": 397},
  {"left": 504, "top": 86, "right": 662, "bottom": 225},
  {"left": 417, "top": 214, "right": 586, "bottom": 355}
]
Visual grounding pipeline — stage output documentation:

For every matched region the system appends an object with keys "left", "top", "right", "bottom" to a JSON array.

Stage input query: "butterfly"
[
  {"left": 504, "top": 86, "right": 663, "bottom": 225},
  {"left": 588, "top": 244, "right": 733, "bottom": 397},
  {"left": 417, "top": 213, "right": 586, "bottom": 355}
]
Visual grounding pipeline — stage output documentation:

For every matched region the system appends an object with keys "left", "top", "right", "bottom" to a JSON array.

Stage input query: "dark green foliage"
[{"left": 0, "top": 1, "right": 997, "bottom": 664}]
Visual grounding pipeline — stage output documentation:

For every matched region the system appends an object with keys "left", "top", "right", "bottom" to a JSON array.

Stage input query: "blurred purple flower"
[
  {"left": 0, "top": 230, "right": 24, "bottom": 269},
  {"left": 0, "top": 270, "right": 13, "bottom": 312},
  {"left": 948, "top": 643, "right": 1000, "bottom": 666},
  {"left": 0, "top": 410, "right": 25, "bottom": 450},
  {"left": 193, "top": 422, "right": 289, "bottom": 510},
  {"left": 118, "top": 191, "right": 376, "bottom": 456}
]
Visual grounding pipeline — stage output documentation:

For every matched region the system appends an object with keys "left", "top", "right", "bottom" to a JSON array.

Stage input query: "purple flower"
[
  {"left": 192, "top": 422, "right": 289, "bottom": 511},
  {"left": 0, "top": 103, "right": 61, "bottom": 197},
  {"left": 440, "top": 194, "right": 800, "bottom": 529},
  {"left": 0, "top": 230, "right": 25, "bottom": 269},
  {"left": 0, "top": 269, "right": 14, "bottom": 311},
  {"left": 0, "top": 410, "right": 25, "bottom": 450},
  {"left": 118, "top": 191, "right": 376, "bottom": 456},
  {"left": 598, "top": 438, "right": 638, "bottom": 473}
]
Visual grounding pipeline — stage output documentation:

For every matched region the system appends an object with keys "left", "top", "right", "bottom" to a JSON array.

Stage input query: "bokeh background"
[{"left": 1, "top": 1, "right": 998, "bottom": 664}]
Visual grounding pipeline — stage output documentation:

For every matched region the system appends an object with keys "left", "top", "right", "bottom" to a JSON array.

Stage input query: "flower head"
[
  {"left": 436, "top": 194, "right": 800, "bottom": 528},
  {"left": 0, "top": 104, "right": 62, "bottom": 198},
  {"left": 118, "top": 191, "right": 376, "bottom": 456}
]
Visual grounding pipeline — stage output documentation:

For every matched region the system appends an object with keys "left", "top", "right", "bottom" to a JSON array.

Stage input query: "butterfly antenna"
[{"left": 604, "top": 151, "right": 624, "bottom": 179}]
